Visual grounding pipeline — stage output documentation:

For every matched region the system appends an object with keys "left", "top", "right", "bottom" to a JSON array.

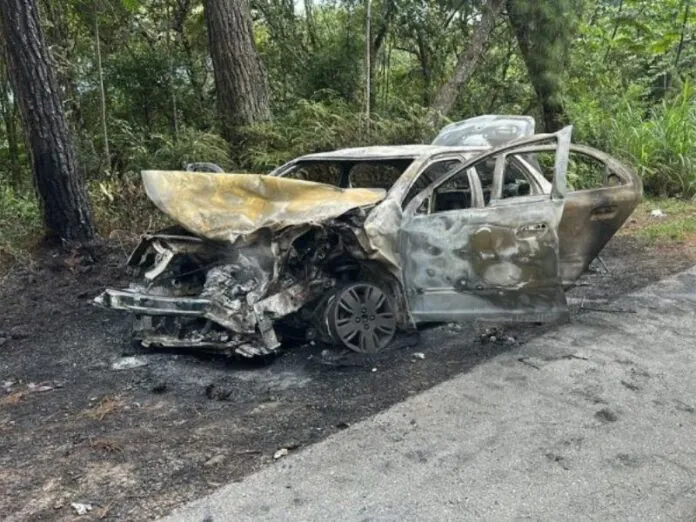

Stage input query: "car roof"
[{"left": 290, "top": 144, "right": 488, "bottom": 162}]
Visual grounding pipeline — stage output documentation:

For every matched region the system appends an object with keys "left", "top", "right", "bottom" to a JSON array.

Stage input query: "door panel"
[
  {"left": 400, "top": 127, "right": 573, "bottom": 324},
  {"left": 483, "top": 143, "right": 642, "bottom": 286},
  {"left": 523, "top": 145, "right": 642, "bottom": 286},
  {"left": 400, "top": 200, "right": 567, "bottom": 323},
  {"left": 558, "top": 183, "right": 641, "bottom": 285}
]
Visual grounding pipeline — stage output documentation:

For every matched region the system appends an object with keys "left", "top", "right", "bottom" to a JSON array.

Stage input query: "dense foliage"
[{"left": 0, "top": 0, "right": 695, "bottom": 249}]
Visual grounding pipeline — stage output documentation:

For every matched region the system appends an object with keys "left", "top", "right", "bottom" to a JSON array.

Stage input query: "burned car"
[{"left": 95, "top": 127, "right": 642, "bottom": 358}]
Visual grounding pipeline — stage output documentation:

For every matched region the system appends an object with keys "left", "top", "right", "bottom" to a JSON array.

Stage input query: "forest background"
[{"left": 0, "top": 0, "right": 694, "bottom": 255}]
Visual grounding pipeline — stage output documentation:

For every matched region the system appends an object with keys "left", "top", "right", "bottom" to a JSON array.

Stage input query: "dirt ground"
[{"left": 2, "top": 223, "right": 696, "bottom": 521}]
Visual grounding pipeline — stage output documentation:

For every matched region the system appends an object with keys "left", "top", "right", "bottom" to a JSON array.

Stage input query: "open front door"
[{"left": 400, "top": 127, "right": 572, "bottom": 324}]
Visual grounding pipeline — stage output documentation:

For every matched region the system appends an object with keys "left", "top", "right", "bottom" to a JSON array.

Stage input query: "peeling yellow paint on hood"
[{"left": 141, "top": 170, "right": 386, "bottom": 242}]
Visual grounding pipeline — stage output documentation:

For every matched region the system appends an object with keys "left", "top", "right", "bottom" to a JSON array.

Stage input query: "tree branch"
[{"left": 428, "top": 0, "right": 504, "bottom": 122}]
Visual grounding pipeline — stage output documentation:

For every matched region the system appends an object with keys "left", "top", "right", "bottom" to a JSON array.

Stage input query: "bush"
[
  {"left": 610, "top": 83, "right": 696, "bottom": 198},
  {"left": 236, "top": 99, "right": 436, "bottom": 172},
  {"left": 0, "top": 186, "right": 42, "bottom": 260},
  {"left": 151, "top": 127, "right": 232, "bottom": 171},
  {"left": 570, "top": 82, "right": 696, "bottom": 198},
  {"left": 105, "top": 121, "right": 233, "bottom": 175},
  {"left": 89, "top": 174, "right": 171, "bottom": 237}
]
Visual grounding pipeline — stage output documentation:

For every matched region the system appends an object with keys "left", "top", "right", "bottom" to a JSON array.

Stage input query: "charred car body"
[{"left": 95, "top": 126, "right": 642, "bottom": 358}]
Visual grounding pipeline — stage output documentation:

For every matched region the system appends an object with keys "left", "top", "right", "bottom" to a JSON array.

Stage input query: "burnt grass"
[{"left": 1, "top": 234, "right": 695, "bottom": 521}]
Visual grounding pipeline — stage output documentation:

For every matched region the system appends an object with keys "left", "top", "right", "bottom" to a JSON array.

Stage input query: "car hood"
[{"left": 141, "top": 170, "right": 386, "bottom": 242}]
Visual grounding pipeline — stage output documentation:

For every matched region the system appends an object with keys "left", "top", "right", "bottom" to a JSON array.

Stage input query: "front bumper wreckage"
[
  {"left": 93, "top": 224, "right": 344, "bottom": 357},
  {"left": 95, "top": 277, "right": 335, "bottom": 357}
]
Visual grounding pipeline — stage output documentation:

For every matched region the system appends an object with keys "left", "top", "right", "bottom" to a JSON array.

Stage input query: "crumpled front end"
[
  {"left": 95, "top": 222, "right": 409, "bottom": 358},
  {"left": 94, "top": 170, "right": 410, "bottom": 357},
  {"left": 95, "top": 226, "right": 340, "bottom": 357}
]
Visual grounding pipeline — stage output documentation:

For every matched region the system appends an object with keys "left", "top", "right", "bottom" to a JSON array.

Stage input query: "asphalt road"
[{"left": 161, "top": 266, "right": 696, "bottom": 522}]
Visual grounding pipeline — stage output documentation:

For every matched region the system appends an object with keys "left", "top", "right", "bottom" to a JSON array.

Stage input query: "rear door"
[
  {"left": 399, "top": 127, "right": 572, "bottom": 324},
  {"left": 556, "top": 147, "right": 642, "bottom": 284},
  {"left": 511, "top": 145, "right": 643, "bottom": 285}
]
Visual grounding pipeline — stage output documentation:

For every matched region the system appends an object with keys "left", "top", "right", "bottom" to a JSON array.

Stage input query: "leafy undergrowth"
[
  {"left": 610, "top": 84, "right": 696, "bottom": 199},
  {"left": 90, "top": 175, "right": 171, "bottom": 238},
  {"left": 0, "top": 177, "right": 166, "bottom": 272},
  {"left": 236, "top": 99, "right": 437, "bottom": 171},
  {"left": 569, "top": 83, "right": 696, "bottom": 199},
  {"left": 0, "top": 186, "right": 42, "bottom": 267}
]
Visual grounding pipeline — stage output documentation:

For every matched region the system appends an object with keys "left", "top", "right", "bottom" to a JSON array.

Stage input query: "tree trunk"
[
  {"left": 0, "top": 47, "right": 24, "bottom": 189},
  {"left": 171, "top": 0, "right": 209, "bottom": 111},
  {"left": 429, "top": 0, "right": 504, "bottom": 123},
  {"left": 674, "top": 0, "right": 691, "bottom": 69},
  {"left": 365, "top": 0, "right": 372, "bottom": 117},
  {"left": 0, "top": 0, "right": 95, "bottom": 242},
  {"left": 204, "top": 0, "right": 271, "bottom": 143},
  {"left": 94, "top": 4, "right": 111, "bottom": 170},
  {"left": 304, "top": 0, "right": 318, "bottom": 48},
  {"left": 416, "top": 31, "right": 433, "bottom": 106},
  {"left": 506, "top": 0, "right": 571, "bottom": 132},
  {"left": 41, "top": 0, "right": 97, "bottom": 170},
  {"left": 165, "top": 0, "right": 179, "bottom": 140},
  {"left": 369, "top": 0, "right": 397, "bottom": 112},
  {"left": 4, "top": 100, "right": 23, "bottom": 189}
]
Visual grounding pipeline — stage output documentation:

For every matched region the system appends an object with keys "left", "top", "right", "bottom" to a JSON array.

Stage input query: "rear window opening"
[{"left": 531, "top": 151, "right": 625, "bottom": 191}]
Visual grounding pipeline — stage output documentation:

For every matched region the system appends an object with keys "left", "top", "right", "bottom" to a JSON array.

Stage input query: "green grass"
[
  {"left": 627, "top": 198, "right": 696, "bottom": 244},
  {"left": 570, "top": 82, "right": 696, "bottom": 199},
  {"left": 609, "top": 83, "right": 696, "bottom": 199},
  {"left": 637, "top": 216, "right": 696, "bottom": 243}
]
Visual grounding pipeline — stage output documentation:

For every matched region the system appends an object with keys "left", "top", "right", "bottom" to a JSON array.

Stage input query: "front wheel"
[{"left": 325, "top": 283, "right": 397, "bottom": 354}]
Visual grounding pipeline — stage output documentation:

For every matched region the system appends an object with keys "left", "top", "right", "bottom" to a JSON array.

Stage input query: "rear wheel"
[{"left": 326, "top": 283, "right": 397, "bottom": 353}]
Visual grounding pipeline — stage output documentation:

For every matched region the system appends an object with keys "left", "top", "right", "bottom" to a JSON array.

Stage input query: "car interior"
[
  {"left": 281, "top": 159, "right": 415, "bottom": 190},
  {"left": 422, "top": 155, "right": 537, "bottom": 214},
  {"left": 474, "top": 156, "right": 533, "bottom": 205},
  {"left": 281, "top": 154, "right": 542, "bottom": 216}
]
